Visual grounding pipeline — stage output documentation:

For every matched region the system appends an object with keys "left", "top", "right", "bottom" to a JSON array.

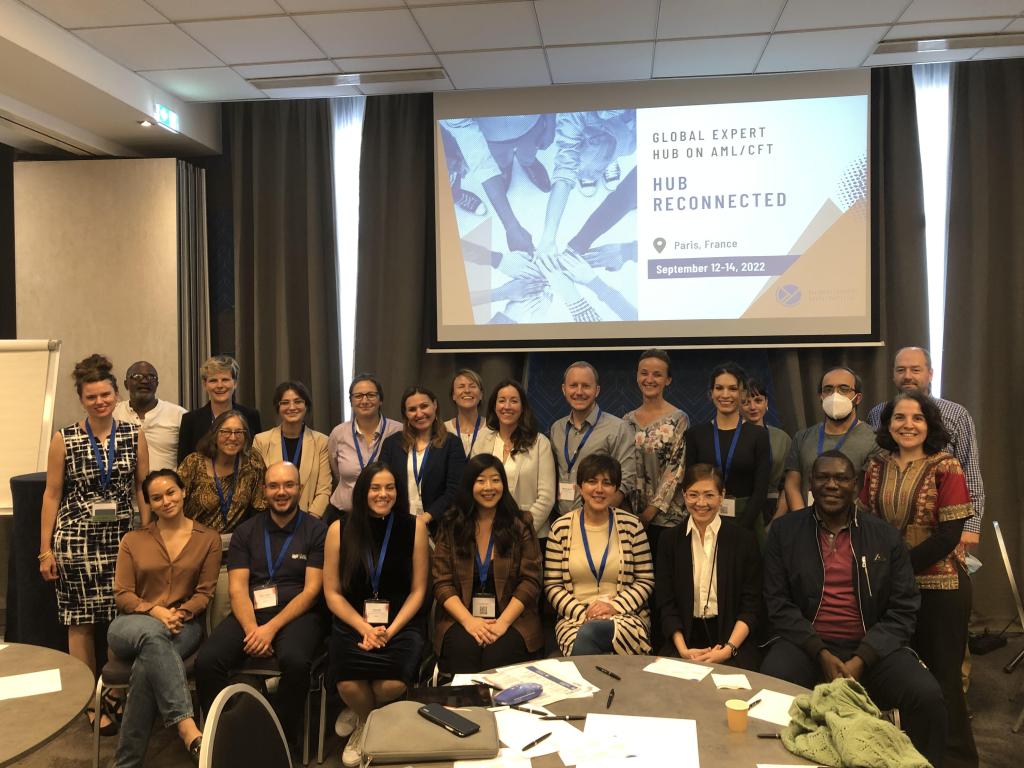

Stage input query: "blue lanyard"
[
  {"left": 412, "top": 444, "right": 431, "bottom": 490},
  {"left": 213, "top": 455, "right": 240, "bottom": 527},
  {"left": 365, "top": 512, "right": 395, "bottom": 598},
  {"left": 563, "top": 407, "right": 601, "bottom": 473},
  {"left": 456, "top": 414, "right": 482, "bottom": 456},
  {"left": 712, "top": 418, "right": 743, "bottom": 484},
  {"left": 353, "top": 417, "right": 387, "bottom": 469},
  {"left": 281, "top": 424, "right": 304, "bottom": 467},
  {"left": 474, "top": 531, "right": 495, "bottom": 591},
  {"left": 84, "top": 420, "right": 117, "bottom": 492},
  {"left": 817, "top": 417, "right": 858, "bottom": 456},
  {"left": 263, "top": 511, "right": 303, "bottom": 583},
  {"left": 579, "top": 511, "right": 613, "bottom": 584}
]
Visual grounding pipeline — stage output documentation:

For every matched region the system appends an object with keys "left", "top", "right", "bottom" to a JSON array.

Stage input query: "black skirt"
[{"left": 329, "top": 621, "right": 425, "bottom": 684}]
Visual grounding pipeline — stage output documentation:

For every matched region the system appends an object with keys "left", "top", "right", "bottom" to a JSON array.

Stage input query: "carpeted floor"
[{"left": 9, "top": 640, "right": 1024, "bottom": 767}]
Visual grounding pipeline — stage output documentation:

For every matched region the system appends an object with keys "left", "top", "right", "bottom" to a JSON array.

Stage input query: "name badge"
[
  {"left": 471, "top": 594, "right": 497, "bottom": 619},
  {"left": 253, "top": 584, "right": 278, "bottom": 610},
  {"left": 558, "top": 482, "right": 576, "bottom": 502},
  {"left": 90, "top": 500, "right": 118, "bottom": 521},
  {"left": 806, "top": 491, "right": 815, "bottom": 508},
  {"left": 409, "top": 499, "right": 424, "bottom": 517},
  {"left": 720, "top": 498, "right": 737, "bottom": 517},
  {"left": 220, "top": 533, "right": 233, "bottom": 552},
  {"left": 364, "top": 599, "right": 390, "bottom": 625}
]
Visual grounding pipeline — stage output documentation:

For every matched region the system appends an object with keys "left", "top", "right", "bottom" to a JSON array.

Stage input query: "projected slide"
[{"left": 434, "top": 80, "right": 871, "bottom": 347}]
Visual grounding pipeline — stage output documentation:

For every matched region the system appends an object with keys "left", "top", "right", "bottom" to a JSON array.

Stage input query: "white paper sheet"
[
  {"left": 711, "top": 672, "right": 752, "bottom": 690},
  {"left": 480, "top": 659, "right": 599, "bottom": 707},
  {"left": 642, "top": 657, "right": 713, "bottom": 682},
  {"left": 0, "top": 644, "right": 7, "bottom": 651},
  {"left": 747, "top": 689, "right": 796, "bottom": 727},
  {"left": 578, "top": 713, "right": 700, "bottom": 768},
  {"left": 453, "top": 747, "right": 532, "bottom": 768},
  {"left": 494, "top": 708, "right": 585, "bottom": 758},
  {"left": 0, "top": 668, "right": 62, "bottom": 701},
  {"left": 757, "top": 764, "right": 818, "bottom": 767},
  {"left": 449, "top": 674, "right": 483, "bottom": 687}
]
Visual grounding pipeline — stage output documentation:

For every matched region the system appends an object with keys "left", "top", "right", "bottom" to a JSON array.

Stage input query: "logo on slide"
[{"left": 776, "top": 284, "right": 802, "bottom": 306}]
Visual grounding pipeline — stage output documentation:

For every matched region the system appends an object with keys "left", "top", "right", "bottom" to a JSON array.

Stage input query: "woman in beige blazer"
[
  {"left": 252, "top": 381, "right": 332, "bottom": 518},
  {"left": 471, "top": 379, "right": 556, "bottom": 540}
]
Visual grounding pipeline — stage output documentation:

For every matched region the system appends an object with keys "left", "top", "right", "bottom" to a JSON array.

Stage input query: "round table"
[{"left": 0, "top": 643, "right": 95, "bottom": 766}]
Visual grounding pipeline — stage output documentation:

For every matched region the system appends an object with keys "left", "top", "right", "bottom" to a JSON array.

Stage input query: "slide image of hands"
[{"left": 441, "top": 110, "right": 639, "bottom": 325}]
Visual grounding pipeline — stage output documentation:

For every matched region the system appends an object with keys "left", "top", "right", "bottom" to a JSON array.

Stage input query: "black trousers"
[
  {"left": 761, "top": 637, "right": 946, "bottom": 768},
  {"left": 195, "top": 612, "right": 324, "bottom": 743},
  {"left": 916, "top": 569, "right": 977, "bottom": 768},
  {"left": 439, "top": 624, "right": 529, "bottom": 674}
]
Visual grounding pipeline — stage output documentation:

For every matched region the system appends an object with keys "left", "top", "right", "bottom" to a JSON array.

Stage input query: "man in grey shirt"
[
  {"left": 783, "top": 366, "right": 880, "bottom": 511},
  {"left": 549, "top": 361, "right": 636, "bottom": 515}
]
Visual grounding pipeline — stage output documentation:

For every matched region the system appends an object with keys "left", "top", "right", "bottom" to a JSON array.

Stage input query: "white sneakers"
[
  {"left": 341, "top": 718, "right": 366, "bottom": 768},
  {"left": 335, "top": 707, "right": 357, "bottom": 738}
]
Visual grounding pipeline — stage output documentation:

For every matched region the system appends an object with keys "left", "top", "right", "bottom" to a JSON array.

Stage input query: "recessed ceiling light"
[{"left": 138, "top": 120, "right": 152, "bottom": 127}]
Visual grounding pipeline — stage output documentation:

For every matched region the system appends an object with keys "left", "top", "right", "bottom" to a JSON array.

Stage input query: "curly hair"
[
  {"left": 195, "top": 409, "right": 253, "bottom": 460},
  {"left": 875, "top": 390, "right": 950, "bottom": 455}
]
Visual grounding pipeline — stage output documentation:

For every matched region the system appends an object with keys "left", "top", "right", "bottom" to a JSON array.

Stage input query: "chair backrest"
[
  {"left": 993, "top": 520, "right": 1024, "bottom": 631},
  {"left": 199, "top": 683, "right": 292, "bottom": 768}
]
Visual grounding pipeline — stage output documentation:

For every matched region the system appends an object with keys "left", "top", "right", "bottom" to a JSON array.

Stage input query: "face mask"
[{"left": 822, "top": 393, "right": 854, "bottom": 420}]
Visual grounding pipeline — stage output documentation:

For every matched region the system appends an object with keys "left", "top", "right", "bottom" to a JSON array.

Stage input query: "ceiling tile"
[
  {"left": 900, "top": 0, "right": 1024, "bottom": 23},
  {"left": 412, "top": 2, "right": 540, "bottom": 52},
  {"left": 357, "top": 77, "right": 454, "bottom": 95},
  {"left": 142, "top": 67, "right": 267, "bottom": 101},
  {"left": 278, "top": 0, "right": 404, "bottom": 10},
  {"left": 757, "top": 26, "right": 888, "bottom": 72},
  {"left": 863, "top": 48, "right": 980, "bottom": 65},
  {"left": 973, "top": 44, "right": 1024, "bottom": 58},
  {"left": 295, "top": 10, "right": 432, "bottom": 57},
  {"left": 885, "top": 18, "right": 1016, "bottom": 39},
  {"left": 405, "top": 0, "right": 482, "bottom": 5},
  {"left": 334, "top": 54, "right": 441, "bottom": 72},
  {"left": 547, "top": 42, "right": 654, "bottom": 83},
  {"left": 658, "top": 0, "right": 786, "bottom": 38},
  {"left": 653, "top": 35, "right": 767, "bottom": 77},
  {"left": 21, "top": 0, "right": 166, "bottom": 28},
  {"left": 145, "top": 0, "right": 282, "bottom": 21},
  {"left": 76, "top": 25, "right": 223, "bottom": 70},
  {"left": 777, "top": 0, "right": 907, "bottom": 31},
  {"left": 536, "top": 0, "right": 659, "bottom": 45},
  {"left": 260, "top": 85, "right": 363, "bottom": 99},
  {"left": 234, "top": 60, "right": 339, "bottom": 78},
  {"left": 180, "top": 17, "right": 324, "bottom": 64},
  {"left": 440, "top": 48, "right": 551, "bottom": 89},
  {"left": 1008, "top": 18, "right": 1024, "bottom": 31}
]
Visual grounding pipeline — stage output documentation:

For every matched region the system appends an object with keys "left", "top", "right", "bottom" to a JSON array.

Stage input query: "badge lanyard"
[
  {"left": 817, "top": 417, "right": 858, "bottom": 456},
  {"left": 281, "top": 424, "right": 304, "bottom": 467},
  {"left": 579, "top": 510, "right": 613, "bottom": 584},
  {"left": 84, "top": 420, "right": 118, "bottom": 492},
  {"left": 712, "top": 418, "right": 743, "bottom": 485},
  {"left": 264, "top": 512, "right": 303, "bottom": 583},
  {"left": 563, "top": 407, "right": 601, "bottom": 474},
  {"left": 412, "top": 444, "right": 432, "bottom": 491},
  {"left": 456, "top": 414, "right": 482, "bottom": 456},
  {"left": 353, "top": 417, "right": 387, "bottom": 469},
  {"left": 365, "top": 513, "right": 395, "bottom": 598},
  {"left": 213, "top": 455, "right": 240, "bottom": 527},
  {"left": 475, "top": 531, "right": 495, "bottom": 592}
]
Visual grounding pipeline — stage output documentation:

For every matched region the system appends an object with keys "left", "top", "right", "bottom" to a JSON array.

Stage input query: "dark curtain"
[
  {"left": 354, "top": 94, "right": 523, "bottom": 419},
  {"left": 944, "top": 59, "right": 1024, "bottom": 626},
  {"left": 0, "top": 142, "right": 14, "bottom": 338},
  {"left": 227, "top": 100, "right": 343, "bottom": 433},
  {"left": 768, "top": 66, "right": 929, "bottom": 434}
]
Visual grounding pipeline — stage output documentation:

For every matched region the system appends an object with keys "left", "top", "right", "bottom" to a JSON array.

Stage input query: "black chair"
[{"left": 199, "top": 683, "right": 292, "bottom": 768}]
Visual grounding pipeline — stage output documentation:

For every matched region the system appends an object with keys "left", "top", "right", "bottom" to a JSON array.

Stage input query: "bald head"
[{"left": 265, "top": 461, "right": 301, "bottom": 518}]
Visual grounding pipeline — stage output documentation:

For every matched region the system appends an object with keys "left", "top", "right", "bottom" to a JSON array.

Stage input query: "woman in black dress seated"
[
  {"left": 323, "top": 461, "right": 429, "bottom": 768},
  {"left": 654, "top": 463, "right": 762, "bottom": 670}
]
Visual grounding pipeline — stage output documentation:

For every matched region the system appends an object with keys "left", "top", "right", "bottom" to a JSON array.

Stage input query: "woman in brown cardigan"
[{"left": 432, "top": 454, "right": 542, "bottom": 673}]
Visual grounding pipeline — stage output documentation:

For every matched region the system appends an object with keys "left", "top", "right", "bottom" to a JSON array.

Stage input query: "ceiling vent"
[{"left": 249, "top": 68, "right": 447, "bottom": 91}]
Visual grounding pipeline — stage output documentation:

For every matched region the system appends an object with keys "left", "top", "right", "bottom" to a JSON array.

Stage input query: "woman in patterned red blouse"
[{"left": 859, "top": 390, "right": 977, "bottom": 768}]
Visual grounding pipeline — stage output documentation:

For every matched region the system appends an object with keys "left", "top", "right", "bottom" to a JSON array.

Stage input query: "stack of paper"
[
  {"left": 571, "top": 713, "right": 700, "bottom": 768},
  {"left": 747, "top": 689, "right": 796, "bottom": 726},
  {"left": 479, "top": 659, "right": 599, "bottom": 707},
  {"left": 493, "top": 708, "right": 585, "bottom": 758},
  {"left": 642, "top": 657, "right": 714, "bottom": 682}
]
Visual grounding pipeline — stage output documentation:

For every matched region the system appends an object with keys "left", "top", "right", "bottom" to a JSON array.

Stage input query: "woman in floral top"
[
  {"left": 858, "top": 390, "right": 976, "bottom": 768},
  {"left": 623, "top": 349, "right": 689, "bottom": 563}
]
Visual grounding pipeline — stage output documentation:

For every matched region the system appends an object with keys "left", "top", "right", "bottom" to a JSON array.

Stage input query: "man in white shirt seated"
[{"left": 113, "top": 361, "right": 186, "bottom": 470}]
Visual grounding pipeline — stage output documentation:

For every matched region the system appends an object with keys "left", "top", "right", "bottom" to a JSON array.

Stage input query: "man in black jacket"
[{"left": 763, "top": 450, "right": 946, "bottom": 766}]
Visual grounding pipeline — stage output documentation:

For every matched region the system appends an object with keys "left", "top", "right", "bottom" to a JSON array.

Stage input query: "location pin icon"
[{"left": 653, "top": 237, "right": 666, "bottom": 253}]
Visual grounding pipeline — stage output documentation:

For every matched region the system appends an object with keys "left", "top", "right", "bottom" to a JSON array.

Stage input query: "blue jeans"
[
  {"left": 571, "top": 620, "right": 615, "bottom": 656},
  {"left": 108, "top": 614, "right": 203, "bottom": 768}
]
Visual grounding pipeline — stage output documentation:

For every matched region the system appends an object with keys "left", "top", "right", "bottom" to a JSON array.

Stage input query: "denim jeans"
[
  {"left": 107, "top": 614, "right": 203, "bottom": 768},
  {"left": 571, "top": 619, "right": 615, "bottom": 655}
]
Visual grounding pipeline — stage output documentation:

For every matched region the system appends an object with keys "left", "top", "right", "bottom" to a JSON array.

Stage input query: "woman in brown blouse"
[
  {"left": 108, "top": 469, "right": 221, "bottom": 767},
  {"left": 432, "top": 454, "right": 542, "bottom": 673}
]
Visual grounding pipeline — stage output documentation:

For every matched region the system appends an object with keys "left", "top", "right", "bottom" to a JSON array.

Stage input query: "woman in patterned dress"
[
  {"left": 859, "top": 390, "right": 977, "bottom": 768},
  {"left": 39, "top": 354, "right": 149, "bottom": 734}
]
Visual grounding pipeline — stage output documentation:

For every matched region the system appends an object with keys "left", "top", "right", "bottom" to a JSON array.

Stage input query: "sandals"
[
  {"left": 84, "top": 706, "right": 119, "bottom": 737},
  {"left": 102, "top": 690, "right": 126, "bottom": 724}
]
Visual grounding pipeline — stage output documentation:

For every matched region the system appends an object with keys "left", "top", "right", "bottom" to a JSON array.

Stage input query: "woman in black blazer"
[
  {"left": 655, "top": 463, "right": 761, "bottom": 670},
  {"left": 380, "top": 386, "right": 466, "bottom": 527}
]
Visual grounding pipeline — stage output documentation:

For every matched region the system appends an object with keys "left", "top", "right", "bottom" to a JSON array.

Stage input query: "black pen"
[
  {"left": 747, "top": 698, "right": 762, "bottom": 708},
  {"left": 512, "top": 704, "right": 546, "bottom": 716},
  {"left": 606, "top": 688, "right": 615, "bottom": 709},
  {"left": 541, "top": 715, "right": 586, "bottom": 721},
  {"left": 595, "top": 665, "right": 621, "bottom": 681},
  {"left": 521, "top": 732, "right": 552, "bottom": 751},
  {"left": 757, "top": 732, "right": 781, "bottom": 739},
  {"left": 472, "top": 679, "right": 503, "bottom": 691}
]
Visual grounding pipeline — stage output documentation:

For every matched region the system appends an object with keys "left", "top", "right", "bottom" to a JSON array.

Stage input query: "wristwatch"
[{"left": 726, "top": 641, "right": 739, "bottom": 658}]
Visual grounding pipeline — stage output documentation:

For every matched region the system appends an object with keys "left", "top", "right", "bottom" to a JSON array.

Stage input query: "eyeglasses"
[
  {"left": 218, "top": 429, "right": 246, "bottom": 438},
  {"left": 351, "top": 392, "right": 379, "bottom": 402},
  {"left": 128, "top": 373, "right": 158, "bottom": 383},
  {"left": 821, "top": 384, "right": 856, "bottom": 396}
]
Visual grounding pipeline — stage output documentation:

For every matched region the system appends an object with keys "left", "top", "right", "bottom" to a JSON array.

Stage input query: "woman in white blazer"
[
  {"left": 252, "top": 381, "right": 332, "bottom": 518},
  {"left": 471, "top": 379, "right": 556, "bottom": 540}
]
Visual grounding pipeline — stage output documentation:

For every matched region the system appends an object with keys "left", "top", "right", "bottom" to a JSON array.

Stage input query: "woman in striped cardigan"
[{"left": 544, "top": 453, "right": 654, "bottom": 656}]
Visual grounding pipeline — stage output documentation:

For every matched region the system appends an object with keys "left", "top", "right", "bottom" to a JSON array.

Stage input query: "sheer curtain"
[{"left": 332, "top": 96, "right": 366, "bottom": 422}]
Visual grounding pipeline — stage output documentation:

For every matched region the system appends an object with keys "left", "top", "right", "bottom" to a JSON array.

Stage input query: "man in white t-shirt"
[{"left": 112, "top": 360, "right": 187, "bottom": 470}]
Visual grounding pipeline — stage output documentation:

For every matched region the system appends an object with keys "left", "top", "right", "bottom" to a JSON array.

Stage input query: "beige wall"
[{"left": 14, "top": 158, "right": 179, "bottom": 429}]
